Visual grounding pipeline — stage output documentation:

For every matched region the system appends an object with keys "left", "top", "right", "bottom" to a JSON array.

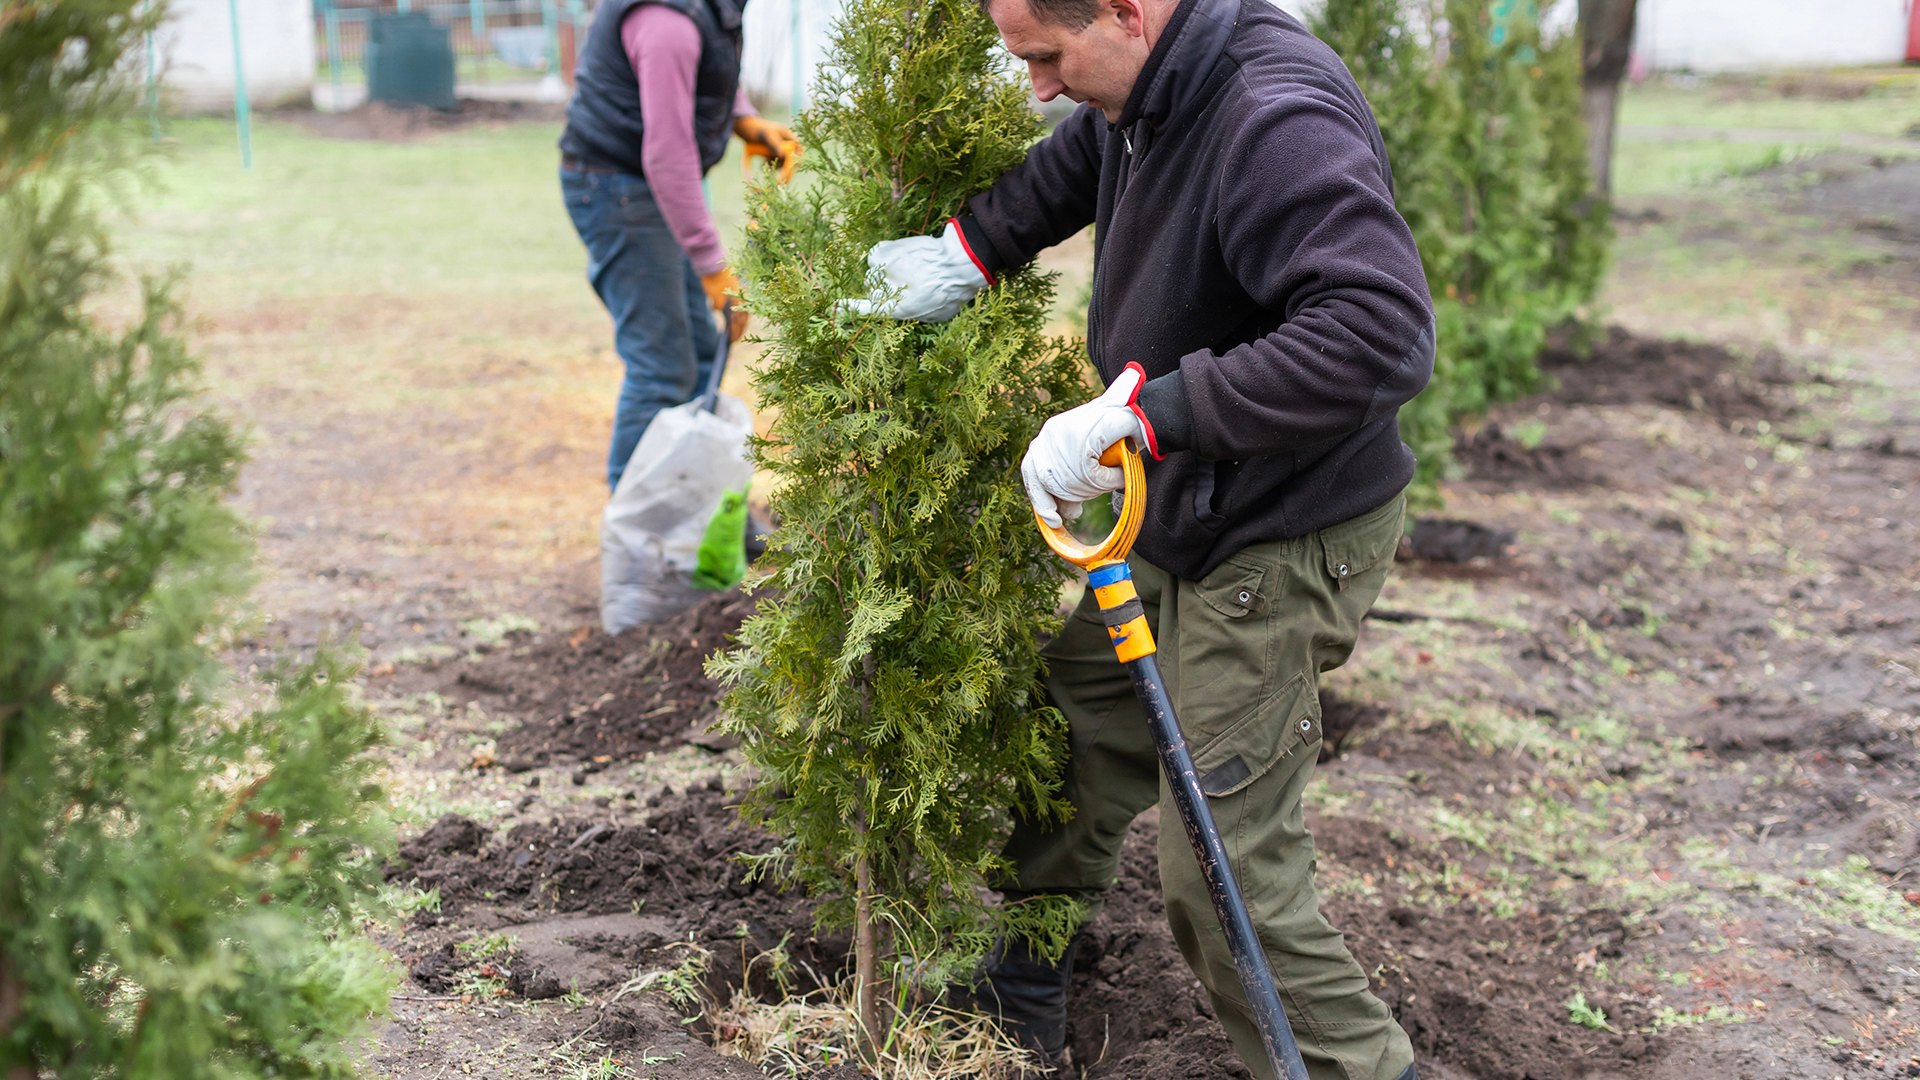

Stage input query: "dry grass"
[
  {"left": 709, "top": 986, "right": 1050, "bottom": 1080},
  {"left": 647, "top": 938, "right": 1054, "bottom": 1079}
]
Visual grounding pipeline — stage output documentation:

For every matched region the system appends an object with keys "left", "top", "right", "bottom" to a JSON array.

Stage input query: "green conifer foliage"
[
  {"left": 1314, "top": 0, "right": 1610, "bottom": 499},
  {"left": 0, "top": 4, "right": 393, "bottom": 1076},
  {"left": 708, "top": 0, "right": 1085, "bottom": 1047}
]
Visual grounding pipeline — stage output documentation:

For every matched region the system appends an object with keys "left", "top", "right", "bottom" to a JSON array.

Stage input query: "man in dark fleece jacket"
[{"left": 853, "top": 1, "right": 1431, "bottom": 1077}]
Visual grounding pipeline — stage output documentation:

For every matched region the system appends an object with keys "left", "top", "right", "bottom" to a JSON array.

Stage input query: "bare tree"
[{"left": 1578, "top": 0, "right": 1639, "bottom": 199}]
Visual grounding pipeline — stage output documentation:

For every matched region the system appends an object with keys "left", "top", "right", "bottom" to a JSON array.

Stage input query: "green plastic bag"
[{"left": 692, "top": 485, "right": 751, "bottom": 591}]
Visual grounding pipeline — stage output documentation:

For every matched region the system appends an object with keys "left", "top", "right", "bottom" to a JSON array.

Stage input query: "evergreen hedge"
[
  {"left": 1314, "top": 0, "right": 1610, "bottom": 499},
  {"left": 1, "top": 4, "right": 393, "bottom": 1076}
]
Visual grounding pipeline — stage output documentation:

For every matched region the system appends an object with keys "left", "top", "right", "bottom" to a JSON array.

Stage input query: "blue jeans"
[{"left": 561, "top": 166, "right": 719, "bottom": 490}]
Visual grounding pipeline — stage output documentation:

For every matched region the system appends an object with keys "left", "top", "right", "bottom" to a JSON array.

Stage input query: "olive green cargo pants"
[{"left": 1005, "top": 494, "right": 1414, "bottom": 1080}]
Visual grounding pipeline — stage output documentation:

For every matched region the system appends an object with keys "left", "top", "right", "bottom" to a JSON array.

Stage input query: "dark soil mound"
[
  {"left": 1402, "top": 518, "right": 1516, "bottom": 564},
  {"left": 1539, "top": 327, "right": 1799, "bottom": 423},
  {"left": 396, "top": 781, "right": 767, "bottom": 915},
  {"left": 444, "top": 591, "right": 754, "bottom": 768},
  {"left": 391, "top": 784, "right": 1662, "bottom": 1079},
  {"left": 391, "top": 781, "right": 840, "bottom": 1000},
  {"left": 1453, "top": 424, "right": 1610, "bottom": 490},
  {"left": 1060, "top": 812, "right": 1660, "bottom": 1079},
  {"left": 1318, "top": 690, "right": 1389, "bottom": 762},
  {"left": 1459, "top": 322, "right": 1804, "bottom": 484},
  {"left": 1457, "top": 328, "right": 1802, "bottom": 489}
]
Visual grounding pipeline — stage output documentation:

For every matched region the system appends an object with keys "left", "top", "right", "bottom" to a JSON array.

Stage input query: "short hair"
[{"left": 981, "top": 0, "right": 1101, "bottom": 31}]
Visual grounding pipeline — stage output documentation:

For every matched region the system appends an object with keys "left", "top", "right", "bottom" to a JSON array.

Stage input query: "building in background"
[
  {"left": 1635, "top": 0, "right": 1914, "bottom": 72},
  {"left": 154, "top": 0, "right": 315, "bottom": 113},
  {"left": 739, "top": 0, "right": 1913, "bottom": 114}
]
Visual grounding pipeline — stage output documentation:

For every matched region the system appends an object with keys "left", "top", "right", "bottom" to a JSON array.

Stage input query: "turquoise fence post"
[
  {"left": 323, "top": 0, "right": 343, "bottom": 105},
  {"left": 543, "top": 0, "right": 559, "bottom": 76},
  {"left": 470, "top": 0, "right": 486, "bottom": 79},
  {"left": 789, "top": 0, "right": 804, "bottom": 113},
  {"left": 227, "top": 0, "right": 251, "bottom": 168},
  {"left": 146, "top": 27, "right": 159, "bottom": 142}
]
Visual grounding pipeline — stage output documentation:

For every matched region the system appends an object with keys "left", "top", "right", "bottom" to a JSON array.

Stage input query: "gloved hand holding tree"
[{"left": 842, "top": 218, "right": 994, "bottom": 322}]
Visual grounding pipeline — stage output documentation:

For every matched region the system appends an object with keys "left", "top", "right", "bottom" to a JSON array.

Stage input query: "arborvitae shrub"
[
  {"left": 1315, "top": 0, "right": 1610, "bottom": 500},
  {"left": 709, "top": 0, "right": 1086, "bottom": 1049},
  {"left": 1, "top": 4, "right": 393, "bottom": 1075}
]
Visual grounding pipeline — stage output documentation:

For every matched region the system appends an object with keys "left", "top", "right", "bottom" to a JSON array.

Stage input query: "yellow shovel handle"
[{"left": 1033, "top": 440, "right": 1147, "bottom": 569}]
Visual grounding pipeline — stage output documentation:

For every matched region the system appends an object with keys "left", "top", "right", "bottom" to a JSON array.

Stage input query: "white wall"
[
  {"left": 1636, "top": 0, "right": 1913, "bottom": 72},
  {"left": 739, "top": 0, "right": 1588, "bottom": 110},
  {"left": 739, "top": 0, "right": 842, "bottom": 111},
  {"left": 154, "top": 0, "right": 315, "bottom": 113},
  {"left": 739, "top": 0, "right": 1916, "bottom": 109}
]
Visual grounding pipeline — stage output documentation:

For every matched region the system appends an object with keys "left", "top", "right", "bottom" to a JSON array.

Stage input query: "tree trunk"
[
  {"left": 853, "top": 838, "right": 881, "bottom": 1059},
  {"left": 0, "top": 953, "right": 36, "bottom": 1080},
  {"left": 1578, "top": 0, "right": 1639, "bottom": 199},
  {"left": 1582, "top": 77, "right": 1623, "bottom": 199}
]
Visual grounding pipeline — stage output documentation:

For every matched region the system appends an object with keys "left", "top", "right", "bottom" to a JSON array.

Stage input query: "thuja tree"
[
  {"left": 709, "top": 0, "right": 1085, "bottom": 1049},
  {"left": 0, "top": 4, "right": 393, "bottom": 1076},
  {"left": 1314, "top": 0, "right": 1609, "bottom": 497}
]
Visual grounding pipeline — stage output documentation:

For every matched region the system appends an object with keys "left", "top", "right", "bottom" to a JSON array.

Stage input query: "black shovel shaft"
[
  {"left": 1127, "top": 652, "right": 1310, "bottom": 1080},
  {"left": 696, "top": 300, "right": 733, "bottom": 413}
]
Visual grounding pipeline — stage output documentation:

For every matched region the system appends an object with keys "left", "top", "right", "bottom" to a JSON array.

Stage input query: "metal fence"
[{"left": 313, "top": 0, "right": 591, "bottom": 98}]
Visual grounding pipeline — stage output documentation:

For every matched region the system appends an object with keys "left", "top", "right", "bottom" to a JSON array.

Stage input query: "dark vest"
[{"left": 559, "top": 0, "right": 744, "bottom": 177}]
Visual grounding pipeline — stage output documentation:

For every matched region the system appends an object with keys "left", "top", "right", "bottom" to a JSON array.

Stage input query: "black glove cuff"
[
  {"left": 1136, "top": 370, "right": 1195, "bottom": 456},
  {"left": 955, "top": 215, "right": 1010, "bottom": 278}
]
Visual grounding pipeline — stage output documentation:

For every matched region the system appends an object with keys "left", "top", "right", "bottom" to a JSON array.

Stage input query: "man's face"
[{"left": 988, "top": 0, "right": 1152, "bottom": 124}]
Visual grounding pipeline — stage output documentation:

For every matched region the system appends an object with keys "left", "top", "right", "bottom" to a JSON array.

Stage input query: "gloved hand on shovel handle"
[
  {"left": 842, "top": 219, "right": 995, "bottom": 323},
  {"left": 1022, "top": 363, "right": 1159, "bottom": 529},
  {"left": 701, "top": 267, "right": 750, "bottom": 342},
  {"left": 734, "top": 115, "right": 802, "bottom": 183}
]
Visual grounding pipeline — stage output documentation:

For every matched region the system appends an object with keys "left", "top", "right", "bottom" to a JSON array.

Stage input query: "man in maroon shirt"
[{"left": 559, "top": 0, "right": 798, "bottom": 489}]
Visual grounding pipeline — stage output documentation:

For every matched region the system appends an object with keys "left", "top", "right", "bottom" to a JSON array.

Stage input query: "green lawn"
[
  {"left": 125, "top": 114, "right": 751, "bottom": 304},
  {"left": 1613, "top": 72, "right": 1920, "bottom": 196}
]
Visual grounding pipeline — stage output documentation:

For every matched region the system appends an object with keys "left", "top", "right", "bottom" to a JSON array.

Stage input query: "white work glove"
[
  {"left": 842, "top": 219, "right": 993, "bottom": 322},
  {"left": 1022, "top": 364, "right": 1151, "bottom": 529}
]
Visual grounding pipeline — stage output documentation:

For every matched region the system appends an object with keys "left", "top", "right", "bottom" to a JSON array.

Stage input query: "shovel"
[{"left": 1033, "top": 439, "right": 1311, "bottom": 1080}]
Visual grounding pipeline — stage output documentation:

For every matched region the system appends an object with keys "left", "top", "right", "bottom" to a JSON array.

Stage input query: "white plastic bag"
[{"left": 599, "top": 391, "right": 754, "bottom": 634}]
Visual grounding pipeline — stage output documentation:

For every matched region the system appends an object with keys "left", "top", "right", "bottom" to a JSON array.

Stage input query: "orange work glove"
[
  {"left": 700, "top": 267, "right": 750, "bottom": 343},
  {"left": 733, "top": 115, "right": 802, "bottom": 184}
]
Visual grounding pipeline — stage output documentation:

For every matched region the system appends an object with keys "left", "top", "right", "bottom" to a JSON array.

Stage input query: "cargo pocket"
[
  {"left": 1189, "top": 670, "right": 1320, "bottom": 798},
  {"left": 1180, "top": 555, "right": 1273, "bottom": 717},
  {"left": 1320, "top": 495, "right": 1405, "bottom": 592}
]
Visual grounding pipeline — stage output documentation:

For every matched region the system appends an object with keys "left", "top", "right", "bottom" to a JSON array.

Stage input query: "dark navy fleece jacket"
[{"left": 959, "top": 0, "right": 1435, "bottom": 581}]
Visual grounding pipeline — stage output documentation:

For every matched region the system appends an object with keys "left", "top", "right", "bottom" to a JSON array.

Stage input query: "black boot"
[{"left": 974, "top": 926, "right": 1081, "bottom": 1066}]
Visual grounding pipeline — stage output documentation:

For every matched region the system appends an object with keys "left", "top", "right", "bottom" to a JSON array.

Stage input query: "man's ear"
[{"left": 1106, "top": 0, "right": 1148, "bottom": 38}]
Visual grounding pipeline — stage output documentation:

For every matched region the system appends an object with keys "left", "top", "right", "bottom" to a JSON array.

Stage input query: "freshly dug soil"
[
  {"left": 1401, "top": 518, "right": 1517, "bottom": 564},
  {"left": 1066, "top": 812, "right": 1659, "bottom": 1080},
  {"left": 391, "top": 790, "right": 1661, "bottom": 1080},
  {"left": 1538, "top": 327, "right": 1801, "bottom": 422},
  {"left": 392, "top": 781, "right": 840, "bottom": 1005},
  {"left": 437, "top": 591, "right": 755, "bottom": 768},
  {"left": 1455, "top": 327, "right": 1803, "bottom": 491},
  {"left": 383, "top": 326, "right": 1919, "bottom": 1078}
]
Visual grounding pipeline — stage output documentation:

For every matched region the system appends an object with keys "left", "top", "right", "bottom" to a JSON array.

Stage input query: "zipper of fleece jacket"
[{"left": 1091, "top": 124, "right": 1144, "bottom": 386}]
